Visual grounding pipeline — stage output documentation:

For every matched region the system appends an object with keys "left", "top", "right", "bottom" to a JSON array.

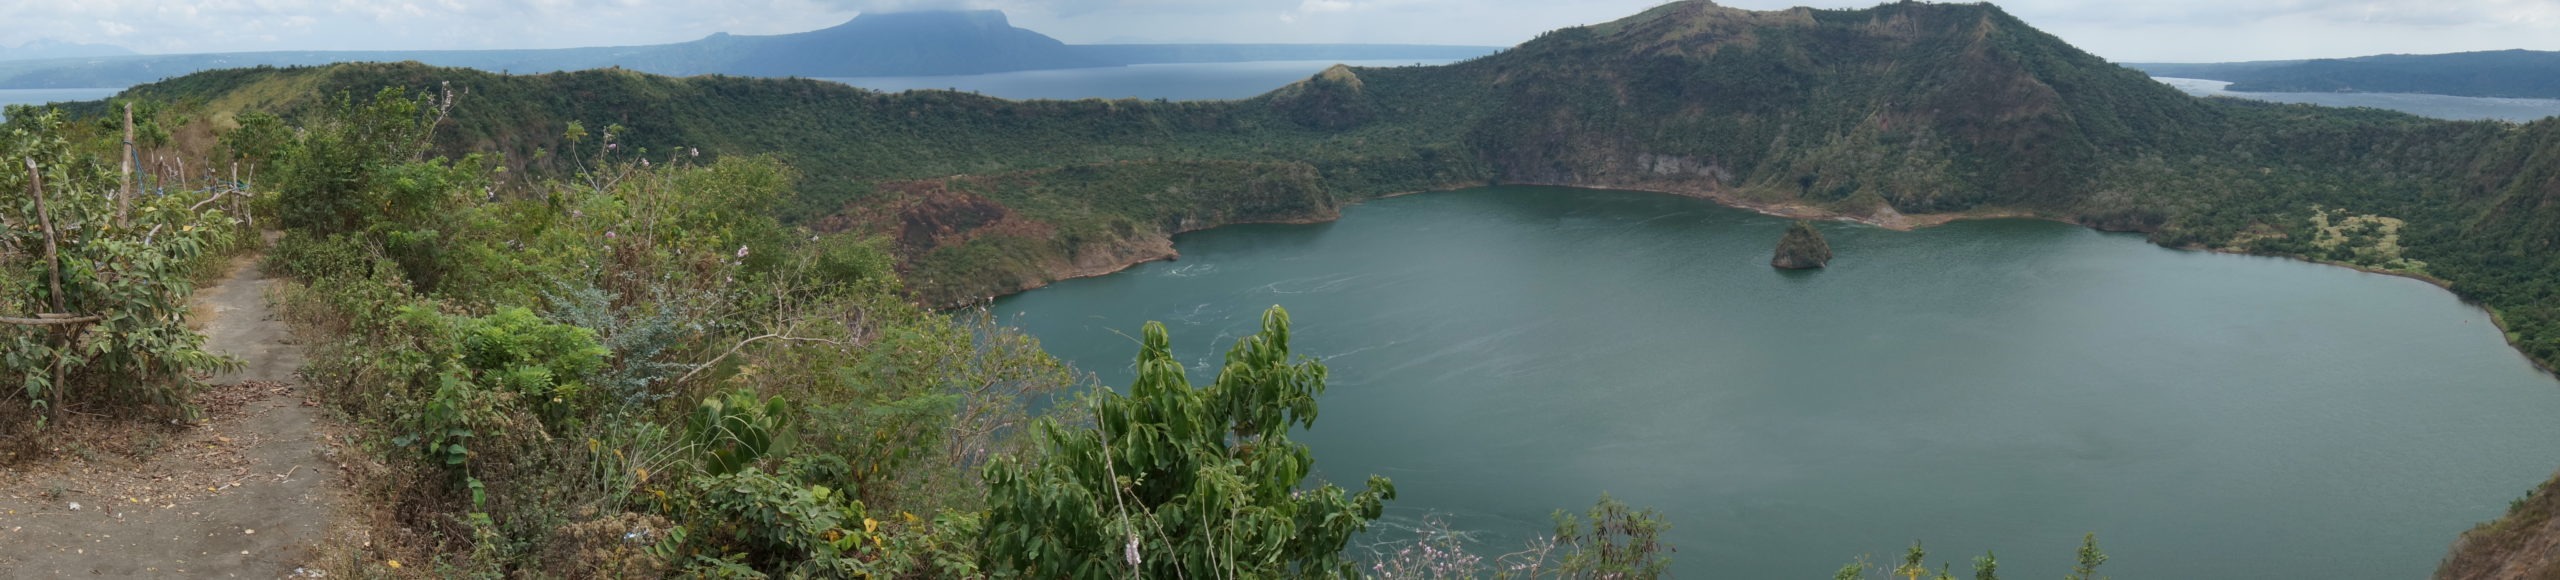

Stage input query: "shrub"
[{"left": 980, "top": 306, "right": 1396, "bottom": 578}]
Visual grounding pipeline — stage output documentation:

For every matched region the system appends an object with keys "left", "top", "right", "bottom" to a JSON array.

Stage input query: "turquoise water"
[{"left": 992, "top": 186, "right": 2560, "bottom": 579}]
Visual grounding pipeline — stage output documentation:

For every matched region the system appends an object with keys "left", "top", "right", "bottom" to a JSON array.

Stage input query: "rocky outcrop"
[
  {"left": 1771, "top": 220, "right": 1832, "bottom": 269},
  {"left": 2437, "top": 470, "right": 2560, "bottom": 580}
]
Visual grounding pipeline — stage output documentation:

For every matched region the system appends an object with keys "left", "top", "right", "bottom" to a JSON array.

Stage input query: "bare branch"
[
  {"left": 671, "top": 332, "right": 853, "bottom": 386},
  {"left": 0, "top": 315, "right": 103, "bottom": 326}
]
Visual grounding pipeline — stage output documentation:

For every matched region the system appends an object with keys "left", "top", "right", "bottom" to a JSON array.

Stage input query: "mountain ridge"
[{"left": 0, "top": 10, "right": 1496, "bottom": 89}]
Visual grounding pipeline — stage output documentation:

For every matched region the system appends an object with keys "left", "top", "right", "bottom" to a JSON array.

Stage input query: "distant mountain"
[
  {"left": 0, "top": 39, "right": 135, "bottom": 61},
  {"left": 0, "top": 10, "right": 1495, "bottom": 89},
  {"left": 2126, "top": 50, "right": 2560, "bottom": 99},
  {"left": 680, "top": 11, "right": 1110, "bottom": 76}
]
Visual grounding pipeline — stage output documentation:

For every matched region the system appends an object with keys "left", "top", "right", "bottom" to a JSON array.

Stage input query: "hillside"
[
  {"left": 0, "top": 10, "right": 1495, "bottom": 89},
  {"left": 94, "top": 2, "right": 2560, "bottom": 360},
  {"left": 2127, "top": 50, "right": 2560, "bottom": 99},
  {"left": 33, "top": 0, "right": 2560, "bottom": 575}
]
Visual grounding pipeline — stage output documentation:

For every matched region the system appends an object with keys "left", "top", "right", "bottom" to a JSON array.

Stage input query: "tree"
[
  {"left": 1894, "top": 542, "right": 1929, "bottom": 580},
  {"left": 979, "top": 306, "right": 1395, "bottom": 578},
  {"left": 3, "top": 108, "right": 238, "bottom": 427},
  {"left": 1972, "top": 550, "right": 1997, "bottom": 580},
  {"left": 2064, "top": 533, "right": 2106, "bottom": 580},
  {"left": 1548, "top": 493, "right": 1674, "bottom": 579}
]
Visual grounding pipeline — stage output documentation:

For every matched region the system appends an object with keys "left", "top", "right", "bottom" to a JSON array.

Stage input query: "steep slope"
[
  {"left": 2129, "top": 50, "right": 2560, "bottom": 99},
  {"left": 1456, "top": 1, "right": 2217, "bottom": 218}
]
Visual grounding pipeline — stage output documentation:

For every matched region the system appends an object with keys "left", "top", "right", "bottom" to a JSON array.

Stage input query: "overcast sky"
[{"left": 4, "top": 0, "right": 2557, "bottom": 63}]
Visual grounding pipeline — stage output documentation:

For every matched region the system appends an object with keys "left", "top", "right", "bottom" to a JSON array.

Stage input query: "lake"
[
  {"left": 0, "top": 88, "right": 121, "bottom": 120},
  {"left": 2155, "top": 77, "right": 2560, "bottom": 122},
  {"left": 992, "top": 186, "right": 2560, "bottom": 579},
  {"left": 824, "top": 59, "right": 1456, "bottom": 101}
]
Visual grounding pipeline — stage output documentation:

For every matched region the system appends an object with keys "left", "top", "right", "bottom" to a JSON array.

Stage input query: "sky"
[{"left": 2, "top": 0, "right": 2558, "bottom": 63}]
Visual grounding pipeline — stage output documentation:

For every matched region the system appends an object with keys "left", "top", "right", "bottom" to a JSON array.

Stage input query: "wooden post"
[
  {"left": 119, "top": 102, "right": 133, "bottom": 229},
  {"left": 26, "top": 157, "right": 67, "bottom": 423},
  {"left": 24, "top": 158, "right": 63, "bottom": 314}
]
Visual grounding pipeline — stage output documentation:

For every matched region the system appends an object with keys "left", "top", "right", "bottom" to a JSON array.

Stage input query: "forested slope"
[
  {"left": 94, "top": 1, "right": 2560, "bottom": 371},
  {"left": 34, "top": 0, "right": 2560, "bottom": 575}
]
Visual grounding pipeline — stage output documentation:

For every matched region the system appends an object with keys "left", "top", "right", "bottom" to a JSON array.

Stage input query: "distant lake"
[
  {"left": 0, "top": 88, "right": 120, "bottom": 120},
  {"left": 995, "top": 186, "right": 2560, "bottom": 579},
  {"left": 2156, "top": 77, "right": 2560, "bottom": 122},
  {"left": 824, "top": 59, "right": 1456, "bottom": 101}
]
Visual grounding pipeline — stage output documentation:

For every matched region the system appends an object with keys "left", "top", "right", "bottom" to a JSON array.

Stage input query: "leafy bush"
[
  {"left": 981, "top": 306, "right": 1396, "bottom": 578},
  {"left": 684, "top": 389, "right": 791, "bottom": 476},
  {"left": 2, "top": 107, "right": 241, "bottom": 429}
]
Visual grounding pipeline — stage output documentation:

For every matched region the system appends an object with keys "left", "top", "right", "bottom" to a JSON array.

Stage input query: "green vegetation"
[
  {"left": 982, "top": 309, "right": 1394, "bottom": 577},
  {"left": 2, "top": 103, "right": 250, "bottom": 440},
  {"left": 24, "top": 0, "right": 2560, "bottom": 574},
  {"left": 1773, "top": 220, "right": 1833, "bottom": 269},
  {"left": 75, "top": 1, "right": 2560, "bottom": 378}
]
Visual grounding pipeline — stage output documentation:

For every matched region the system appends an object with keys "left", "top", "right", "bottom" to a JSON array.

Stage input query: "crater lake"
[{"left": 991, "top": 186, "right": 2560, "bottom": 579}]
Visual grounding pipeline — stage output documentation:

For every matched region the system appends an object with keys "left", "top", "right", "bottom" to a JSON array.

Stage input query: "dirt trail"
[{"left": 0, "top": 254, "right": 342, "bottom": 578}]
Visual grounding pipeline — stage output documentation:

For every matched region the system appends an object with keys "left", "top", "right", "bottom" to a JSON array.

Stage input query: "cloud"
[
  {"left": 0, "top": 0, "right": 2552, "bottom": 61},
  {"left": 1298, "top": 0, "right": 1358, "bottom": 13}
]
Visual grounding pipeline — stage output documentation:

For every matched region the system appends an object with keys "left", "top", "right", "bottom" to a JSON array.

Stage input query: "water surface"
[
  {"left": 993, "top": 186, "right": 2560, "bottom": 579},
  {"left": 2156, "top": 77, "right": 2560, "bottom": 122},
  {"left": 0, "top": 88, "right": 120, "bottom": 120}
]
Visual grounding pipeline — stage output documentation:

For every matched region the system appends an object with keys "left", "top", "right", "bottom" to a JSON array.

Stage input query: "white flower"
[
  {"left": 1125, "top": 534, "right": 1142, "bottom": 568},
  {"left": 735, "top": 245, "right": 750, "bottom": 259}
]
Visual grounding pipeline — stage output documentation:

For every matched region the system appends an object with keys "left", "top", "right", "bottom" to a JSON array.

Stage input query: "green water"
[{"left": 991, "top": 186, "right": 2560, "bottom": 579}]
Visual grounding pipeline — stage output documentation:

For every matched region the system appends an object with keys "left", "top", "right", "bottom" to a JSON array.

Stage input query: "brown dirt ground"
[{"left": 0, "top": 253, "right": 350, "bottom": 578}]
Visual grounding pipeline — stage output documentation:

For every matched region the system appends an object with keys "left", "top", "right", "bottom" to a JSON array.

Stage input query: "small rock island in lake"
[{"left": 1771, "top": 220, "right": 1833, "bottom": 269}]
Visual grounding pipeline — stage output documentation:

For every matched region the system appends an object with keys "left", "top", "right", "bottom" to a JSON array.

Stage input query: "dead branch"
[
  {"left": 672, "top": 332, "right": 854, "bottom": 386},
  {"left": 0, "top": 315, "right": 102, "bottom": 326}
]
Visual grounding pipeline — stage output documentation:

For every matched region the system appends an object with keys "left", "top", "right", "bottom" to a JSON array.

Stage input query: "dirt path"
[{"left": 0, "top": 254, "right": 343, "bottom": 578}]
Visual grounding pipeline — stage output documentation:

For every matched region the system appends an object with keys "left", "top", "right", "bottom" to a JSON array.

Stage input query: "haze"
[{"left": 5, "top": 0, "right": 2556, "bottom": 62}]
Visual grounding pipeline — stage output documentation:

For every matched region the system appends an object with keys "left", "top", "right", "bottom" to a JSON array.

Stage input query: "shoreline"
[{"left": 961, "top": 181, "right": 2558, "bottom": 376}]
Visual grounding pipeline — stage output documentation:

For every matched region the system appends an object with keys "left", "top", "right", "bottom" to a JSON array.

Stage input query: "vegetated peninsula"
[
  {"left": 2127, "top": 49, "right": 2560, "bottom": 99},
  {"left": 0, "top": 10, "right": 1496, "bottom": 89},
  {"left": 57, "top": 2, "right": 2560, "bottom": 573}
]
